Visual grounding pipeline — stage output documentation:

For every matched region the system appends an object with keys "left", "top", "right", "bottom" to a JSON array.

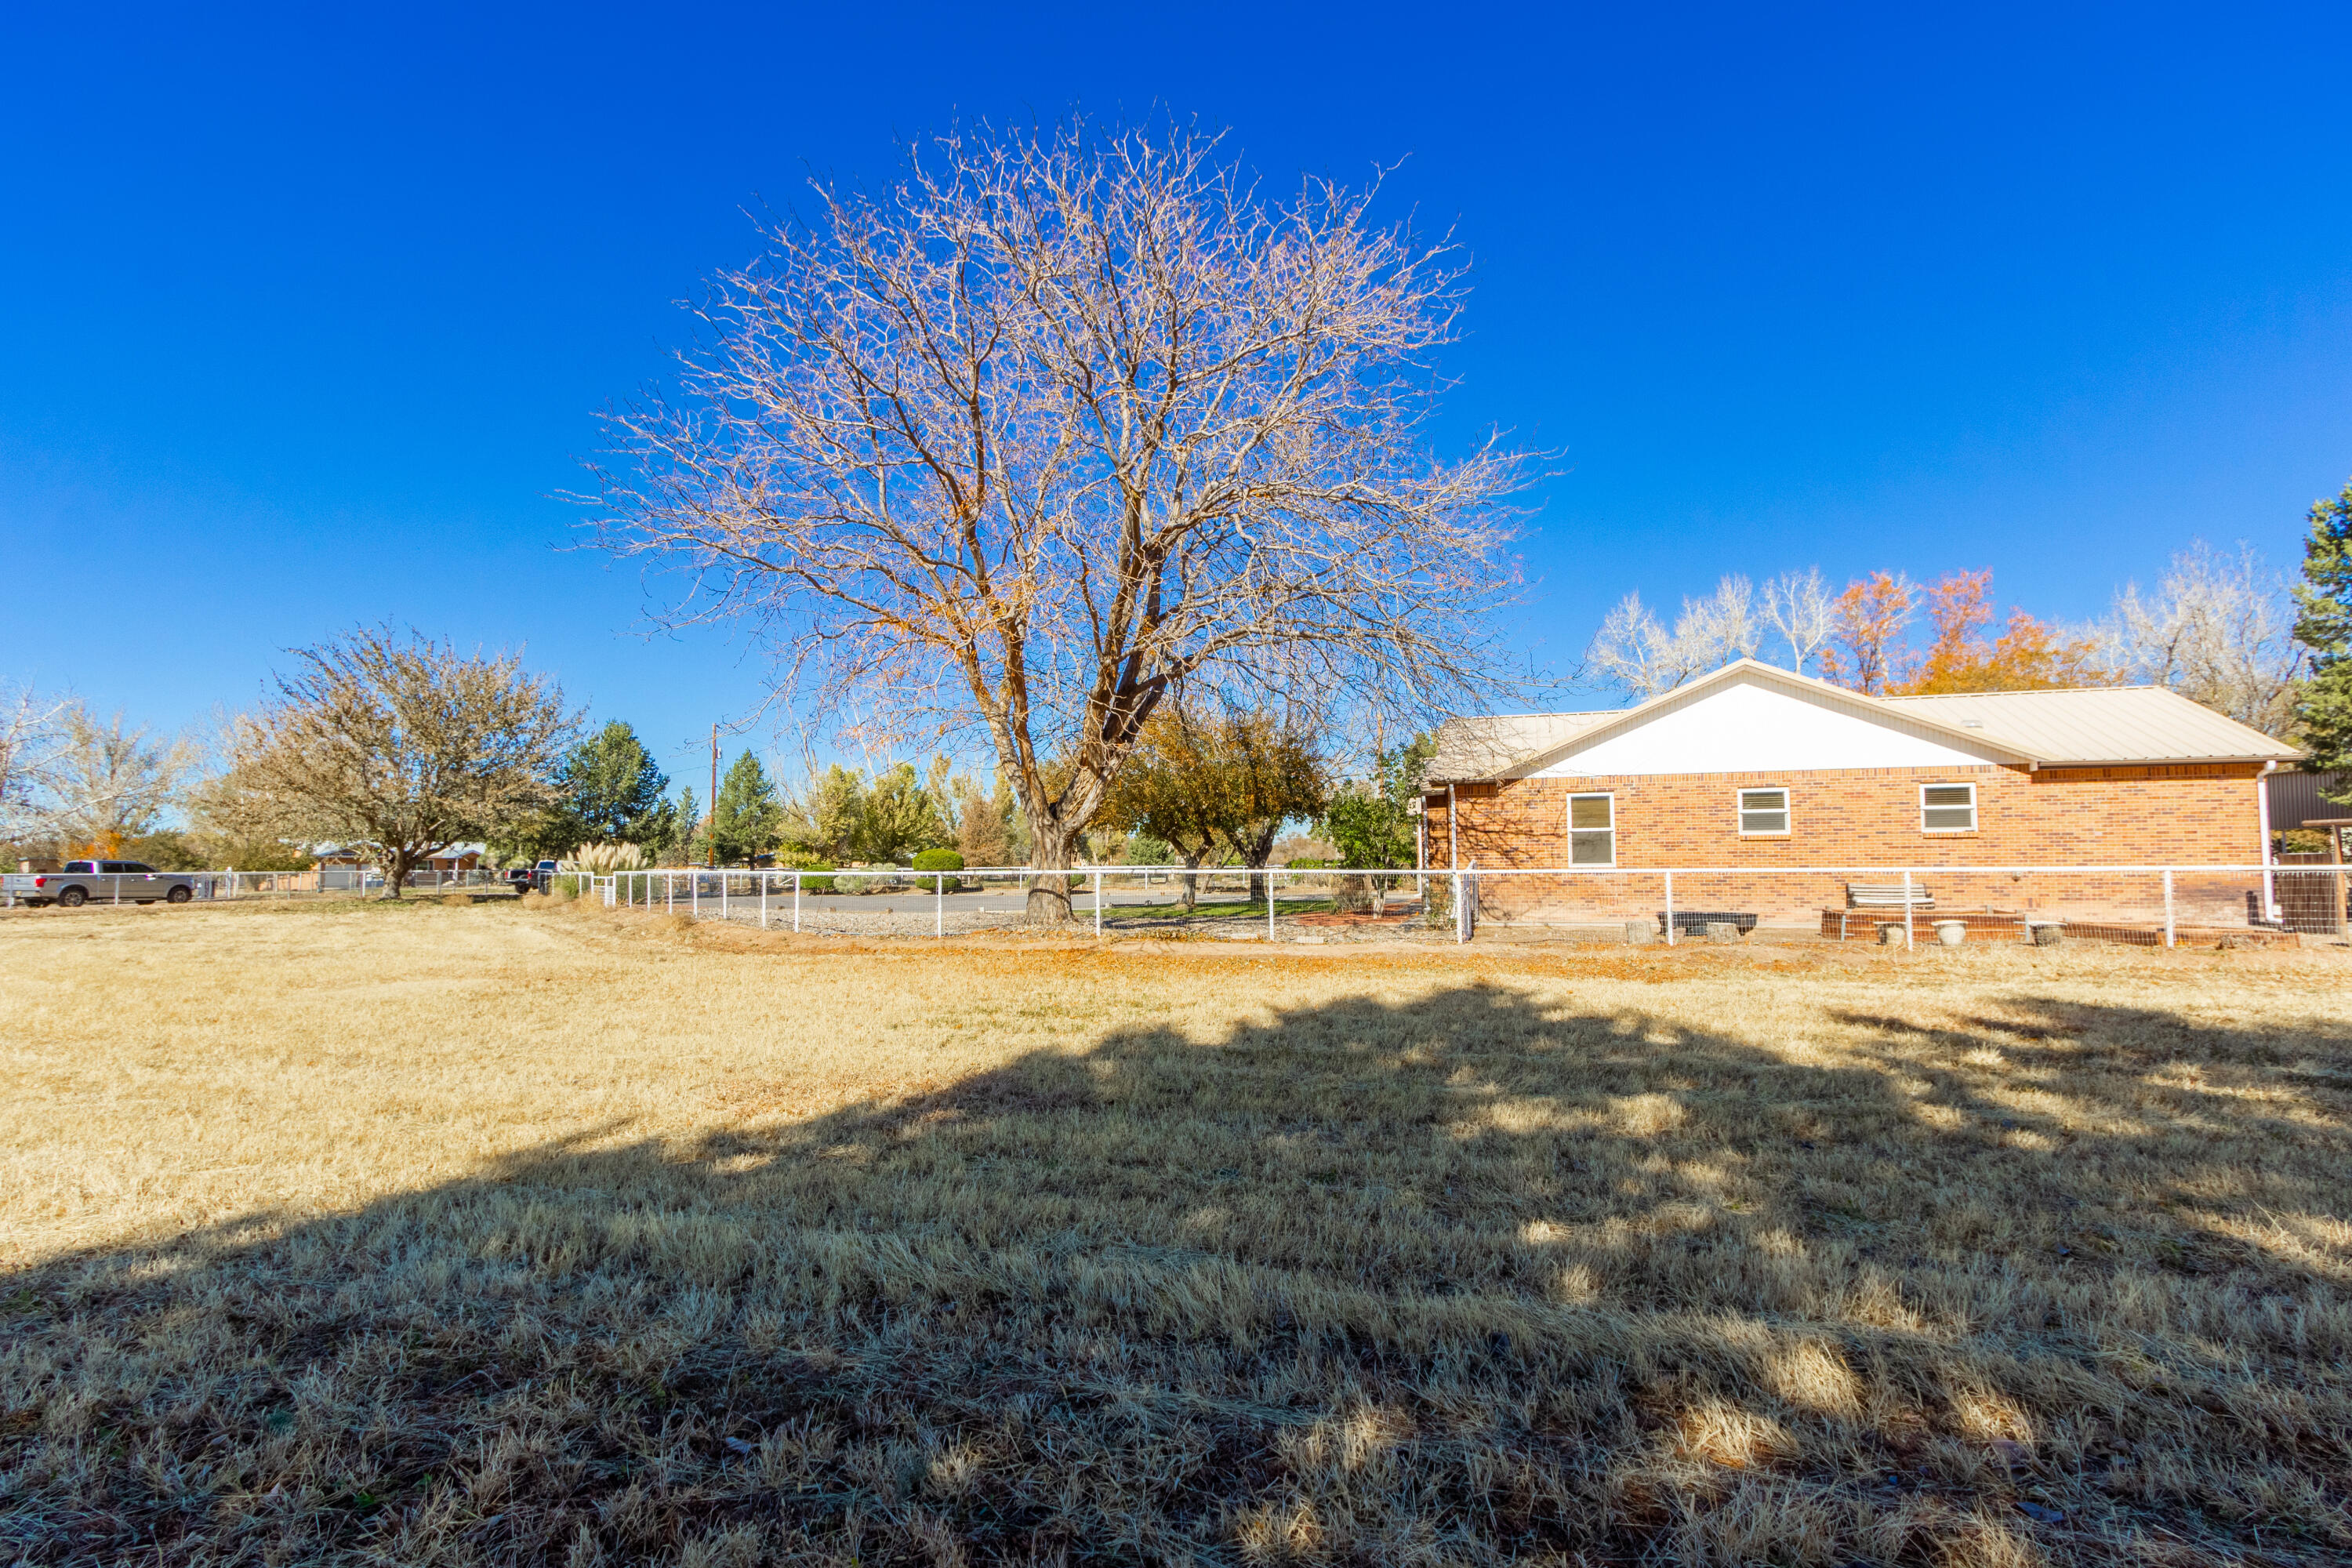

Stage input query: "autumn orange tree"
[
  {"left": 1894, "top": 570, "right": 2114, "bottom": 694},
  {"left": 1814, "top": 572, "right": 1916, "bottom": 694}
]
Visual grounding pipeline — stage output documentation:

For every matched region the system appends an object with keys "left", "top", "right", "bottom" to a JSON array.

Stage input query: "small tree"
[
  {"left": 1321, "top": 734, "right": 1435, "bottom": 903},
  {"left": 208, "top": 627, "right": 576, "bottom": 897},
  {"left": 1893, "top": 571, "right": 2113, "bottom": 695},
  {"left": 1097, "top": 706, "right": 1326, "bottom": 908},
  {"left": 780, "top": 764, "right": 866, "bottom": 862},
  {"left": 710, "top": 750, "right": 784, "bottom": 864},
  {"left": 1584, "top": 577, "right": 1761, "bottom": 699},
  {"left": 45, "top": 706, "right": 202, "bottom": 860},
  {"left": 561, "top": 721, "right": 674, "bottom": 844},
  {"left": 858, "top": 760, "right": 951, "bottom": 864},
  {"left": 1762, "top": 568, "right": 1835, "bottom": 675},
  {"left": 1816, "top": 572, "right": 1917, "bottom": 695},
  {"left": 2295, "top": 479, "right": 2352, "bottom": 793},
  {"left": 2113, "top": 541, "right": 2305, "bottom": 735},
  {"left": 0, "top": 683, "right": 71, "bottom": 851}
]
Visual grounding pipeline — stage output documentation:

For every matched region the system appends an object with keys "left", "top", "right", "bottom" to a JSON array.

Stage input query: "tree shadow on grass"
[{"left": 4, "top": 982, "right": 2348, "bottom": 1566}]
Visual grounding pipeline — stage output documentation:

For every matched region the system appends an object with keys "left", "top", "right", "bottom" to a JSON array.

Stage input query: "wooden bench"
[{"left": 1835, "top": 883, "right": 1933, "bottom": 940}]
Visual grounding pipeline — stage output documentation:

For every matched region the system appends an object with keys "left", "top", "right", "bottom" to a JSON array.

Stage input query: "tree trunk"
[
  {"left": 1178, "top": 850, "right": 1201, "bottom": 912},
  {"left": 1025, "top": 821, "right": 1079, "bottom": 924},
  {"left": 382, "top": 845, "right": 414, "bottom": 900}
]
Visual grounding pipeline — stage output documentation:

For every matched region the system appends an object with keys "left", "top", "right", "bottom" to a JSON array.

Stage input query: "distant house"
[
  {"left": 1421, "top": 659, "right": 2302, "bottom": 927},
  {"left": 310, "top": 842, "right": 489, "bottom": 877}
]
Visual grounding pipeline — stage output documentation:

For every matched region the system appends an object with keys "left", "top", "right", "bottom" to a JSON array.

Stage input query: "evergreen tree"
[
  {"left": 560, "top": 721, "right": 672, "bottom": 843},
  {"left": 656, "top": 786, "right": 699, "bottom": 866},
  {"left": 710, "top": 751, "right": 784, "bottom": 865},
  {"left": 2294, "top": 478, "right": 2352, "bottom": 794}
]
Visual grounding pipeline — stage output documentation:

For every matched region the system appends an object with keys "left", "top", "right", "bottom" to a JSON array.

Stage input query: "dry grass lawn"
[{"left": 2, "top": 899, "right": 2349, "bottom": 1566}]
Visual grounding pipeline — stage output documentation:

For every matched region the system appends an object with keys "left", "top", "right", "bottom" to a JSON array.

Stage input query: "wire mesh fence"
[{"left": 590, "top": 862, "right": 2350, "bottom": 949}]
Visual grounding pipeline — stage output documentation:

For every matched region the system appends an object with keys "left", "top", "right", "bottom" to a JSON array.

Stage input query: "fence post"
[
  {"left": 692, "top": 874, "right": 699, "bottom": 920},
  {"left": 1902, "top": 869, "right": 1915, "bottom": 950},
  {"left": 1269, "top": 873, "right": 1278, "bottom": 942},
  {"left": 793, "top": 871, "right": 801, "bottom": 933},
  {"left": 761, "top": 871, "right": 769, "bottom": 931},
  {"left": 936, "top": 871, "right": 944, "bottom": 939},
  {"left": 666, "top": 872, "right": 673, "bottom": 914},
  {"left": 2162, "top": 868, "right": 2176, "bottom": 949},
  {"left": 1454, "top": 868, "right": 1465, "bottom": 944},
  {"left": 1663, "top": 870, "right": 1675, "bottom": 946},
  {"left": 1094, "top": 868, "right": 1103, "bottom": 939}
]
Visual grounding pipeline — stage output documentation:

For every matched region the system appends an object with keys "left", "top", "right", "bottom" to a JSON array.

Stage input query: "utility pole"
[{"left": 707, "top": 723, "right": 719, "bottom": 869}]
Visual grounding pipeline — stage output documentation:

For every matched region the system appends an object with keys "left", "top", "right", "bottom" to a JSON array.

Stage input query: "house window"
[
  {"left": 1737, "top": 787, "right": 1790, "bottom": 836},
  {"left": 1569, "top": 793, "right": 1616, "bottom": 865},
  {"left": 1921, "top": 782, "right": 1977, "bottom": 833}
]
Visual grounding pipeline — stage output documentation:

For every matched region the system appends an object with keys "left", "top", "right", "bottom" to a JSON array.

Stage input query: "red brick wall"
[{"left": 1421, "top": 764, "right": 2268, "bottom": 926}]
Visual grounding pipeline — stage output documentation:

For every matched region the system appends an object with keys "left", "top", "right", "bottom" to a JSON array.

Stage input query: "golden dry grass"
[{"left": 2, "top": 899, "right": 2348, "bottom": 1566}]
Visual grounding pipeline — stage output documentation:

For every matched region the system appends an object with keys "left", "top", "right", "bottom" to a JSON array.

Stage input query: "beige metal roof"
[
  {"left": 1427, "top": 661, "right": 2302, "bottom": 783},
  {"left": 1878, "top": 686, "right": 2301, "bottom": 765},
  {"left": 1424, "top": 710, "right": 1614, "bottom": 787}
]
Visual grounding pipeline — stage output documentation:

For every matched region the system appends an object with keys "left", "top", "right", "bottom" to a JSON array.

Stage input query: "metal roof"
[
  {"left": 1878, "top": 687, "right": 2301, "bottom": 765},
  {"left": 1422, "top": 711, "right": 1615, "bottom": 786},
  {"left": 1426, "top": 661, "right": 2303, "bottom": 782}
]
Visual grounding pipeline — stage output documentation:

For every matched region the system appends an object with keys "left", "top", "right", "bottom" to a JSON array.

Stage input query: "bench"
[
  {"left": 1657, "top": 909, "right": 1758, "bottom": 937},
  {"left": 1836, "top": 883, "right": 1933, "bottom": 941}
]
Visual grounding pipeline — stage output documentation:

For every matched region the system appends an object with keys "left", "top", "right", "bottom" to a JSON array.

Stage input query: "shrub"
[
  {"left": 830, "top": 873, "right": 870, "bottom": 896},
  {"left": 912, "top": 848, "right": 964, "bottom": 891},
  {"left": 1285, "top": 857, "right": 1330, "bottom": 870}
]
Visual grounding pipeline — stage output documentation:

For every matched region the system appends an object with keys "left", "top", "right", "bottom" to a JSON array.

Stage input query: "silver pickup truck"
[{"left": 2, "top": 859, "right": 198, "bottom": 908}]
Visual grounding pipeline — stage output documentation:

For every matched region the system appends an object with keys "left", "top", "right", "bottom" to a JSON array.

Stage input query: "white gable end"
[{"left": 1528, "top": 677, "right": 2008, "bottom": 777}]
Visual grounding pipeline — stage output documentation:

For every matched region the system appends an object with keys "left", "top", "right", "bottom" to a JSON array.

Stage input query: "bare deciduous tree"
[
  {"left": 0, "top": 683, "right": 73, "bottom": 848},
  {"left": 1583, "top": 576, "right": 1759, "bottom": 699},
  {"left": 590, "top": 117, "right": 1526, "bottom": 919},
  {"left": 1762, "top": 567, "right": 1835, "bottom": 674},
  {"left": 205, "top": 628, "right": 577, "bottom": 897},
  {"left": 2110, "top": 542, "right": 2306, "bottom": 736},
  {"left": 46, "top": 707, "right": 202, "bottom": 856}
]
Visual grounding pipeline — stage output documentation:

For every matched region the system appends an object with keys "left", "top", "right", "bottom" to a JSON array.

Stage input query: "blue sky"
[{"left": 5, "top": 2, "right": 2348, "bottom": 789}]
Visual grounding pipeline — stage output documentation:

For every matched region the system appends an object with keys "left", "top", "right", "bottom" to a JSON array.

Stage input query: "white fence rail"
[{"left": 583, "top": 862, "right": 2349, "bottom": 949}]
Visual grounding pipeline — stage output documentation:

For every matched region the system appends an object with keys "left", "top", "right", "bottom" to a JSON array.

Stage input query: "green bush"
[
  {"left": 832, "top": 873, "right": 871, "bottom": 896},
  {"left": 1285, "top": 857, "right": 1330, "bottom": 870},
  {"left": 786, "top": 865, "right": 835, "bottom": 894},
  {"left": 911, "top": 848, "right": 964, "bottom": 891}
]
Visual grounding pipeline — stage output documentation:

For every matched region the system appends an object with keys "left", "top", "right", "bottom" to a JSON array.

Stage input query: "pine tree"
[
  {"left": 709, "top": 753, "right": 783, "bottom": 866},
  {"left": 2293, "top": 478, "right": 2352, "bottom": 793}
]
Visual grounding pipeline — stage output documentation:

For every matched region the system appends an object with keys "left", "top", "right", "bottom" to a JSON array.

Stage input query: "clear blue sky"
[{"left": 5, "top": 2, "right": 2348, "bottom": 789}]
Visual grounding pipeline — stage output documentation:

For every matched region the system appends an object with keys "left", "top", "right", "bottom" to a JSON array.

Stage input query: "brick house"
[{"left": 1421, "top": 659, "right": 2303, "bottom": 928}]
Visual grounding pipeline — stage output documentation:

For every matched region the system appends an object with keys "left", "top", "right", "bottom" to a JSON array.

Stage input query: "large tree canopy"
[
  {"left": 208, "top": 628, "right": 576, "bottom": 897},
  {"left": 591, "top": 116, "right": 1524, "bottom": 916}
]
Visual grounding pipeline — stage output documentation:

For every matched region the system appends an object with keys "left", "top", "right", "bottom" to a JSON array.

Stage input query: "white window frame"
[
  {"left": 1920, "top": 781, "right": 1978, "bottom": 833},
  {"left": 1736, "top": 786, "right": 1791, "bottom": 837},
  {"left": 1567, "top": 791, "right": 1617, "bottom": 866}
]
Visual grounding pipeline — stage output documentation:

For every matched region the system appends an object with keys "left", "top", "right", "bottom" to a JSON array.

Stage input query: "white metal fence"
[{"left": 583, "top": 862, "right": 2350, "bottom": 949}]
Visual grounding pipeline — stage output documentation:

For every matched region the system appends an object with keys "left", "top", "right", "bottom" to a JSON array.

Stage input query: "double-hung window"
[
  {"left": 1568, "top": 793, "right": 1616, "bottom": 865},
  {"left": 1920, "top": 782, "right": 1977, "bottom": 833},
  {"left": 1737, "top": 787, "right": 1790, "bottom": 836}
]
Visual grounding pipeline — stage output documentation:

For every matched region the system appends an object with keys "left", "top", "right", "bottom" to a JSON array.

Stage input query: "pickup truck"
[{"left": 2, "top": 860, "right": 198, "bottom": 908}]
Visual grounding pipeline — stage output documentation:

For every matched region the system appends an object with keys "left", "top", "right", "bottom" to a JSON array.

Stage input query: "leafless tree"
[
  {"left": 43, "top": 706, "right": 203, "bottom": 855},
  {"left": 1584, "top": 576, "right": 1759, "bottom": 699},
  {"left": 589, "top": 117, "right": 1527, "bottom": 919},
  {"left": 1762, "top": 567, "right": 1835, "bottom": 674},
  {"left": 0, "top": 683, "right": 72, "bottom": 848},
  {"left": 205, "top": 628, "right": 578, "bottom": 896},
  {"left": 2110, "top": 542, "right": 2307, "bottom": 736}
]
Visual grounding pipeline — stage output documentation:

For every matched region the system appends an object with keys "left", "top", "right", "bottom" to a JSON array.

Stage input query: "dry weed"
[{"left": 1, "top": 898, "right": 2347, "bottom": 1564}]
